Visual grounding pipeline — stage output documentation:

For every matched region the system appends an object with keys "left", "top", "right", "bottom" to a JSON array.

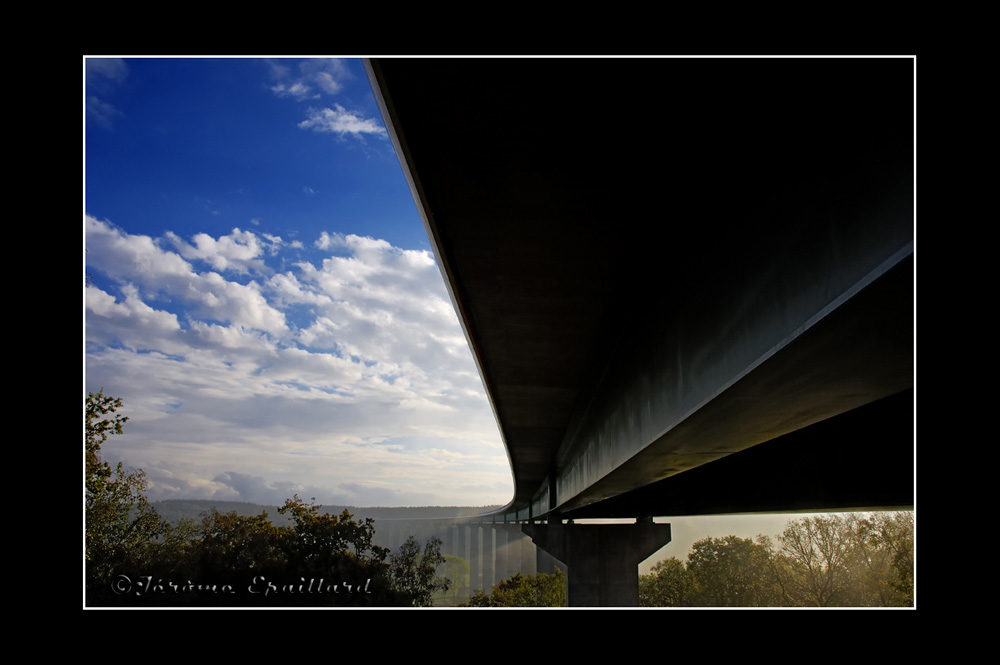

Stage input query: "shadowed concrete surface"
[
  {"left": 367, "top": 58, "right": 914, "bottom": 604},
  {"left": 523, "top": 518, "right": 671, "bottom": 606}
]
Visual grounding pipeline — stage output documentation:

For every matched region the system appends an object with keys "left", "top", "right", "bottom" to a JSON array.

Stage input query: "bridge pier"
[
  {"left": 469, "top": 525, "right": 481, "bottom": 591},
  {"left": 523, "top": 517, "right": 671, "bottom": 607}
]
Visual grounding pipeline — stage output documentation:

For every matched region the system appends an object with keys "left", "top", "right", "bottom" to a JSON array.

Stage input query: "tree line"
[
  {"left": 639, "top": 512, "right": 914, "bottom": 607},
  {"left": 462, "top": 569, "right": 566, "bottom": 607},
  {"left": 456, "top": 510, "right": 914, "bottom": 608},
  {"left": 86, "top": 391, "right": 914, "bottom": 608},
  {"left": 85, "top": 391, "right": 449, "bottom": 607}
]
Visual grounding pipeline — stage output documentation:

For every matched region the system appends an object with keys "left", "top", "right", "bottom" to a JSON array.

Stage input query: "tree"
[
  {"left": 85, "top": 391, "right": 165, "bottom": 596},
  {"left": 842, "top": 512, "right": 914, "bottom": 606},
  {"left": 188, "top": 499, "right": 413, "bottom": 607},
  {"left": 882, "top": 512, "right": 915, "bottom": 605},
  {"left": 84, "top": 396, "right": 458, "bottom": 606},
  {"left": 388, "top": 535, "right": 450, "bottom": 606},
  {"left": 638, "top": 512, "right": 914, "bottom": 608},
  {"left": 278, "top": 495, "right": 389, "bottom": 572},
  {"left": 193, "top": 509, "right": 288, "bottom": 580},
  {"left": 463, "top": 569, "right": 566, "bottom": 607},
  {"left": 685, "top": 535, "right": 782, "bottom": 607},
  {"left": 774, "top": 514, "right": 856, "bottom": 606},
  {"left": 435, "top": 555, "right": 470, "bottom": 605},
  {"left": 639, "top": 557, "right": 694, "bottom": 607},
  {"left": 762, "top": 512, "right": 915, "bottom": 607}
]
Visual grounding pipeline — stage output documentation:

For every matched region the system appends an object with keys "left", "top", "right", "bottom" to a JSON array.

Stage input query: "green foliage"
[
  {"left": 278, "top": 495, "right": 389, "bottom": 569},
  {"left": 686, "top": 535, "right": 782, "bottom": 607},
  {"left": 388, "top": 535, "right": 450, "bottom": 607},
  {"left": 639, "top": 557, "right": 693, "bottom": 607},
  {"left": 85, "top": 390, "right": 128, "bottom": 495},
  {"left": 84, "top": 396, "right": 451, "bottom": 607},
  {"left": 462, "top": 568, "right": 566, "bottom": 607},
  {"left": 769, "top": 512, "right": 916, "bottom": 607},
  {"left": 860, "top": 511, "right": 914, "bottom": 606},
  {"left": 774, "top": 515, "right": 855, "bottom": 606},
  {"left": 193, "top": 509, "right": 288, "bottom": 580},
  {"left": 85, "top": 391, "right": 165, "bottom": 592},
  {"left": 638, "top": 512, "right": 915, "bottom": 607},
  {"left": 432, "top": 555, "right": 470, "bottom": 604}
]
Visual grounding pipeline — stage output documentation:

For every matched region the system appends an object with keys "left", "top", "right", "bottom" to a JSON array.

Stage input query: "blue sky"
[{"left": 85, "top": 57, "right": 513, "bottom": 507}]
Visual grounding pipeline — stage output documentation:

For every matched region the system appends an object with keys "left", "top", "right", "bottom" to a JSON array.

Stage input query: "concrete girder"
[{"left": 367, "top": 57, "right": 915, "bottom": 522}]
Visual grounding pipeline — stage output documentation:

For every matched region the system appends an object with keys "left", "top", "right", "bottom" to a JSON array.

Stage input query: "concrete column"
[
  {"left": 522, "top": 518, "right": 671, "bottom": 607},
  {"left": 434, "top": 523, "right": 447, "bottom": 553},
  {"left": 506, "top": 525, "right": 521, "bottom": 579},
  {"left": 484, "top": 527, "right": 496, "bottom": 589},
  {"left": 381, "top": 520, "right": 398, "bottom": 551},
  {"left": 469, "top": 525, "right": 481, "bottom": 590},
  {"left": 388, "top": 521, "right": 399, "bottom": 550},
  {"left": 494, "top": 525, "right": 508, "bottom": 583}
]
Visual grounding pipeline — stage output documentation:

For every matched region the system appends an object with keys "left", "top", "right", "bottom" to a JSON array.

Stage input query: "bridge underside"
[
  {"left": 368, "top": 57, "right": 914, "bottom": 523},
  {"left": 561, "top": 387, "right": 913, "bottom": 520}
]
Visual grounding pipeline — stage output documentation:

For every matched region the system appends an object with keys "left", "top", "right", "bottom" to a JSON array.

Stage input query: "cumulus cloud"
[
  {"left": 211, "top": 472, "right": 312, "bottom": 505},
  {"left": 292, "top": 232, "right": 464, "bottom": 378},
  {"left": 298, "top": 105, "right": 387, "bottom": 139},
  {"left": 165, "top": 227, "right": 272, "bottom": 274},
  {"left": 85, "top": 216, "right": 511, "bottom": 507},
  {"left": 86, "top": 283, "right": 185, "bottom": 353},
  {"left": 86, "top": 217, "right": 287, "bottom": 335}
]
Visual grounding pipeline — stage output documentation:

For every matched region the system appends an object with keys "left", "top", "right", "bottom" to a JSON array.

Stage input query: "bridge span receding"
[{"left": 366, "top": 58, "right": 914, "bottom": 605}]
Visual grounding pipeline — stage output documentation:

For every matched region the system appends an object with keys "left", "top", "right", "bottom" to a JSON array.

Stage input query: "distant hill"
[{"left": 151, "top": 500, "right": 504, "bottom": 527}]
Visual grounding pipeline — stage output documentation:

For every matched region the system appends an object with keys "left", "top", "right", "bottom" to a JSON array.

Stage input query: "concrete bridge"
[
  {"left": 366, "top": 57, "right": 914, "bottom": 606},
  {"left": 374, "top": 517, "right": 552, "bottom": 603}
]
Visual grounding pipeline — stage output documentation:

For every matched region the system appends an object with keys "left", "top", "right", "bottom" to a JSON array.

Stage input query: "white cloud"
[
  {"left": 264, "top": 58, "right": 385, "bottom": 142},
  {"left": 86, "top": 217, "right": 287, "bottom": 335},
  {"left": 86, "top": 95, "right": 123, "bottom": 130},
  {"left": 86, "top": 58, "right": 129, "bottom": 87},
  {"left": 85, "top": 216, "right": 512, "bottom": 507},
  {"left": 86, "top": 58, "right": 129, "bottom": 129},
  {"left": 86, "top": 216, "right": 196, "bottom": 287},
  {"left": 166, "top": 227, "right": 271, "bottom": 274},
  {"left": 292, "top": 233, "right": 464, "bottom": 380},
  {"left": 267, "top": 58, "right": 352, "bottom": 101},
  {"left": 86, "top": 283, "right": 185, "bottom": 354},
  {"left": 298, "top": 105, "right": 387, "bottom": 139},
  {"left": 300, "top": 58, "right": 351, "bottom": 94}
]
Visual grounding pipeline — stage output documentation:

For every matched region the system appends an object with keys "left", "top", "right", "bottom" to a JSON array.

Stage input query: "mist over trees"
[
  {"left": 639, "top": 512, "right": 914, "bottom": 607},
  {"left": 86, "top": 392, "right": 914, "bottom": 608},
  {"left": 463, "top": 569, "right": 567, "bottom": 607}
]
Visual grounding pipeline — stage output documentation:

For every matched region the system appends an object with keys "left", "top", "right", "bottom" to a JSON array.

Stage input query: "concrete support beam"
[
  {"left": 469, "top": 525, "right": 481, "bottom": 590},
  {"left": 494, "top": 526, "right": 508, "bottom": 583},
  {"left": 506, "top": 525, "right": 521, "bottom": 580},
  {"left": 484, "top": 527, "right": 495, "bottom": 589},
  {"left": 523, "top": 518, "right": 671, "bottom": 607}
]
